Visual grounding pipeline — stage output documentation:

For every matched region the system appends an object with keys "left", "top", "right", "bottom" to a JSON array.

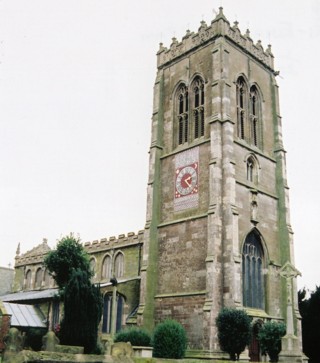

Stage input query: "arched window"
[
  {"left": 35, "top": 268, "right": 43, "bottom": 289},
  {"left": 114, "top": 253, "right": 124, "bottom": 278},
  {"left": 89, "top": 257, "right": 96, "bottom": 277},
  {"left": 236, "top": 77, "right": 248, "bottom": 140},
  {"left": 102, "top": 293, "right": 124, "bottom": 333},
  {"left": 44, "top": 269, "right": 51, "bottom": 287},
  {"left": 246, "top": 157, "right": 254, "bottom": 182},
  {"left": 246, "top": 155, "right": 258, "bottom": 184},
  {"left": 192, "top": 77, "right": 205, "bottom": 139},
  {"left": 177, "top": 84, "right": 189, "bottom": 145},
  {"left": 242, "top": 230, "right": 265, "bottom": 309},
  {"left": 250, "top": 86, "right": 261, "bottom": 148},
  {"left": 25, "top": 270, "right": 32, "bottom": 290},
  {"left": 102, "top": 255, "right": 112, "bottom": 280}
]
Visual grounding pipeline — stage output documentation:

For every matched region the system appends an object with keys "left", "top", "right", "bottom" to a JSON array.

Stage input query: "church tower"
[{"left": 138, "top": 8, "right": 302, "bottom": 359}]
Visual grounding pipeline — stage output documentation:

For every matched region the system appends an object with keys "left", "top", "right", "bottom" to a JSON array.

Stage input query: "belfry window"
[
  {"left": 193, "top": 77, "right": 205, "bottom": 139},
  {"left": 242, "top": 230, "right": 265, "bottom": 309},
  {"left": 177, "top": 85, "right": 189, "bottom": 145},
  {"left": 236, "top": 77, "right": 247, "bottom": 140},
  {"left": 250, "top": 86, "right": 261, "bottom": 148}
]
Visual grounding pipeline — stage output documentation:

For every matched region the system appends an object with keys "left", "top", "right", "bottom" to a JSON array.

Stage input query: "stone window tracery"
[
  {"left": 176, "top": 77, "right": 205, "bottom": 147},
  {"left": 193, "top": 77, "right": 205, "bottom": 139},
  {"left": 237, "top": 78, "right": 263, "bottom": 149},
  {"left": 242, "top": 230, "right": 265, "bottom": 309},
  {"left": 177, "top": 85, "right": 189, "bottom": 145},
  {"left": 250, "top": 86, "right": 261, "bottom": 148},
  {"left": 237, "top": 77, "right": 247, "bottom": 140},
  {"left": 102, "top": 293, "right": 124, "bottom": 334}
]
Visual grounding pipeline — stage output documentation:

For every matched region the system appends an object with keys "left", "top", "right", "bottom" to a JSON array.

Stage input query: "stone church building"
[{"left": 1, "top": 8, "right": 303, "bottom": 361}]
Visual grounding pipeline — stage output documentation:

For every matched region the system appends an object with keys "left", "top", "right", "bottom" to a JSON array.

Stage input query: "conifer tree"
[
  {"left": 60, "top": 269, "right": 102, "bottom": 353},
  {"left": 44, "top": 235, "right": 102, "bottom": 353}
]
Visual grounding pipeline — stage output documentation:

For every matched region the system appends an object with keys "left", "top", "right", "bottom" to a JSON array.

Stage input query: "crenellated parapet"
[
  {"left": 157, "top": 7, "right": 274, "bottom": 71},
  {"left": 83, "top": 230, "right": 144, "bottom": 254},
  {"left": 14, "top": 238, "right": 51, "bottom": 267}
]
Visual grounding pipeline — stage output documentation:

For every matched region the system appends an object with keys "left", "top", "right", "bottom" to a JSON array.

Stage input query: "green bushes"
[
  {"left": 24, "top": 328, "right": 47, "bottom": 351},
  {"left": 216, "top": 308, "right": 251, "bottom": 361},
  {"left": 258, "top": 321, "right": 286, "bottom": 362},
  {"left": 114, "top": 327, "right": 152, "bottom": 347},
  {"left": 152, "top": 319, "right": 187, "bottom": 359}
]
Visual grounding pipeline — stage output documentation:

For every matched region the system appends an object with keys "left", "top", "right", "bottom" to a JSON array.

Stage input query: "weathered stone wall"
[
  {"left": 0, "top": 267, "right": 14, "bottom": 295},
  {"left": 154, "top": 294, "right": 206, "bottom": 349}
]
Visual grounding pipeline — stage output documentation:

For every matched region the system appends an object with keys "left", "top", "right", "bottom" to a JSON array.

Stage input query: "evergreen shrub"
[
  {"left": 24, "top": 328, "right": 47, "bottom": 351},
  {"left": 216, "top": 308, "right": 251, "bottom": 361},
  {"left": 152, "top": 319, "right": 187, "bottom": 359},
  {"left": 258, "top": 321, "right": 286, "bottom": 362},
  {"left": 114, "top": 327, "right": 152, "bottom": 347}
]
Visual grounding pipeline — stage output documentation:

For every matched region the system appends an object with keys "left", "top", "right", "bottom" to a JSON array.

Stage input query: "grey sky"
[{"left": 0, "top": 0, "right": 319, "bottom": 290}]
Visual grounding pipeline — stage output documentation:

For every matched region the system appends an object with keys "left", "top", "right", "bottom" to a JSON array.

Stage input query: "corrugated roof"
[
  {"left": 0, "top": 288, "right": 58, "bottom": 302},
  {"left": 2, "top": 302, "right": 46, "bottom": 328}
]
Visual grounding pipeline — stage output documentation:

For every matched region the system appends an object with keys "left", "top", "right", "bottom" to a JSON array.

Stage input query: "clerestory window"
[
  {"left": 114, "top": 252, "right": 124, "bottom": 278},
  {"left": 35, "top": 268, "right": 43, "bottom": 289},
  {"left": 102, "top": 254, "right": 112, "bottom": 280}
]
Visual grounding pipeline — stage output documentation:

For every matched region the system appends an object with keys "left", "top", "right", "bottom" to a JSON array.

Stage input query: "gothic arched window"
[
  {"left": 25, "top": 270, "right": 32, "bottom": 290},
  {"left": 114, "top": 252, "right": 124, "bottom": 278},
  {"left": 102, "top": 255, "right": 112, "bottom": 280},
  {"left": 192, "top": 77, "right": 205, "bottom": 139},
  {"left": 102, "top": 293, "right": 124, "bottom": 333},
  {"left": 177, "top": 84, "right": 189, "bottom": 145},
  {"left": 44, "top": 269, "right": 51, "bottom": 287},
  {"left": 89, "top": 257, "right": 96, "bottom": 279},
  {"left": 246, "top": 155, "right": 258, "bottom": 184},
  {"left": 35, "top": 268, "right": 43, "bottom": 289},
  {"left": 242, "top": 230, "right": 265, "bottom": 309},
  {"left": 236, "top": 77, "right": 248, "bottom": 140},
  {"left": 250, "top": 86, "right": 261, "bottom": 148}
]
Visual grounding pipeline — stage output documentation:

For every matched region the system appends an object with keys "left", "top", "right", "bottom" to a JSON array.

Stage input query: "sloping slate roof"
[
  {"left": 2, "top": 302, "right": 46, "bottom": 328},
  {"left": 0, "top": 288, "right": 58, "bottom": 302}
]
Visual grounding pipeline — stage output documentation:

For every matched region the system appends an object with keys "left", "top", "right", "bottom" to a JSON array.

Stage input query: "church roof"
[
  {"left": 2, "top": 302, "right": 46, "bottom": 328},
  {"left": 0, "top": 288, "right": 58, "bottom": 302}
]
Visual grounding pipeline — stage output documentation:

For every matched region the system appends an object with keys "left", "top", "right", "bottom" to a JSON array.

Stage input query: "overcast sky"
[{"left": 0, "top": 0, "right": 319, "bottom": 291}]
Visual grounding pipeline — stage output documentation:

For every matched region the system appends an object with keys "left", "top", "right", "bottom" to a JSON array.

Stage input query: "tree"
[
  {"left": 257, "top": 321, "right": 286, "bottom": 362},
  {"left": 60, "top": 269, "right": 102, "bottom": 353},
  {"left": 44, "top": 235, "right": 102, "bottom": 353},
  {"left": 216, "top": 308, "right": 251, "bottom": 361},
  {"left": 299, "top": 286, "right": 320, "bottom": 362},
  {"left": 44, "top": 234, "right": 92, "bottom": 289}
]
